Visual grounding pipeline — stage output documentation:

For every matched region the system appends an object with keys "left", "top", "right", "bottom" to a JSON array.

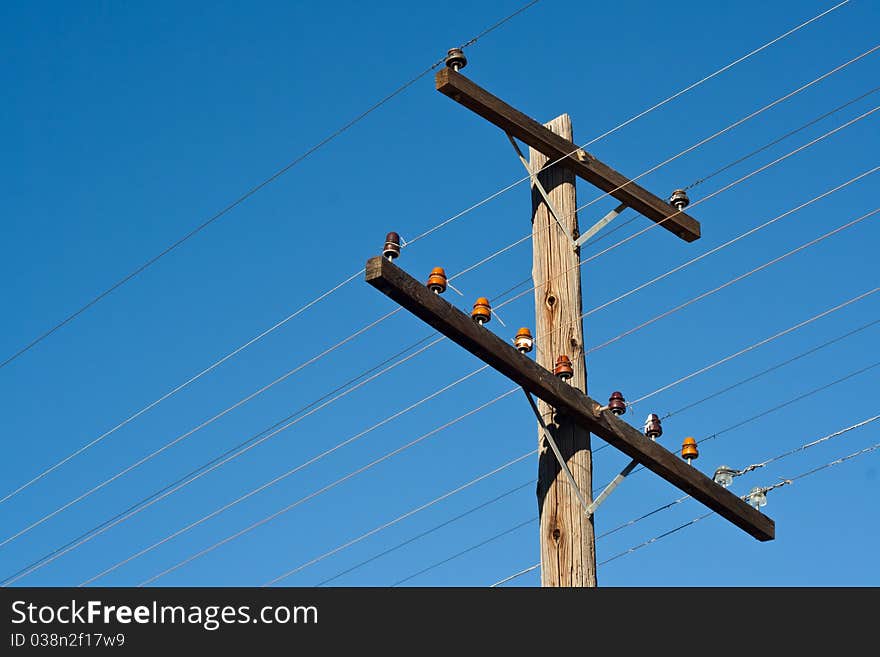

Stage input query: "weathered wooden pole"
[{"left": 530, "top": 114, "right": 597, "bottom": 587}]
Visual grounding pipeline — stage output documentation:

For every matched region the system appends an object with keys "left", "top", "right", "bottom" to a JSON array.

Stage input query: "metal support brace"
[
  {"left": 525, "top": 389, "right": 637, "bottom": 519},
  {"left": 506, "top": 133, "right": 578, "bottom": 249},
  {"left": 574, "top": 202, "right": 627, "bottom": 249},
  {"left": 523, "top": 389, "right": 591, "bottom": 516},
  {"left": 584, "top": 459, "right": 638, "bottom": 517}
]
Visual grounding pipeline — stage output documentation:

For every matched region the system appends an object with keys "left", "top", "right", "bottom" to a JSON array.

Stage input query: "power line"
[
  {"left": 134, "top": 387, "right": 521, "bottom": 587},
  {"left": 314, "top": 478, "right": 535, "bottom": 587},
  {"left": 685, "top": 85, "right": 880, "bottom": 190},
  {"left": 568, "top": 1, "right": 852, "bottom": 150},
  {"left": 65, "top": 279, "right": 877, "bottom": 585},
  {"left": 9, "top": 21, "right": 865, "bottom": 513},
  {"left": 275, "top": 336, "right": 880, "bottom": 586},
  {"left": 0, "top": 267, "right": 365, "bottom": 507},
  {"left": 587, "top": 207, "right": 879, "bottom": 354},
  {"left": 261, "top": 454, "right": 535, "bottom": 587},
  {"left": 493, "top": 426, "right": 880, "bottom": 585},
  {"left": 396, "top": 1, "right": 850, "bottom": 249},
  {"left": 626, "top": 287, "right": 880, "bottom": 407},
  {"left": 597, "top": 441, "right": 880, "bottom": 568},
  {"left": 6, "top": 229, "right": 582, "bottom": 580},
  {"left": 596, "top": 358, "right": 880, "bottom": 480},
  {"left": 496, "top": 104, "right": 880, "bottom": 314},
  {"left": 580, "top": 166, "right": 879, "bottom": 322},
  {"left": 123, "top": 300, "right": 875, "bottom": 587},
  {"left": 0, "top": 212, "right": 536, "bottom": 514},
  {"left": 6, "top": 386, "right": 521, "bottom": 587},
  {"left": 0, "top": 0, "right": 542, "bottom": 371},
  {"left": 0, "top": 322, "right": 439, "bottom": 550},
  {"left": 573, "top": 44, "right": 880, "bottom": 218},
  {"left": 77, "top": 365, "right": 498, "bottom": 587},
  {"left": 392, "top": 517, "right": 537, "bottom": 587},
  {"left": 0, "top": 335, "right": 466, "bottom": 585},
  {"left": 661, "top": 319, "right": 880, "bottom": 418},
  {"left": 478, "top": 77, "right": 880, "bottom": 305},
  {"left": 0, "top": 330, "right": 443, "bottom": 586},
  {"left": 406, "top": 413, "right": 879, "bottom": 586},
  {"left": 26, "top": 181, "right": 877, "bottom": 579}
]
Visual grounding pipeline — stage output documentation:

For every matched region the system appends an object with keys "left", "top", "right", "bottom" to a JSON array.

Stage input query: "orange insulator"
[
  {"left": 426, "top": 267, "right": 447, "bottom": 294},
  {"left": 471, "top": 297, "right": 491, "bottom": 325},
  {"left": 383, "top": 231, "right": 401, "bottom": 260},
  {"left": 681, "top": 437, "right": 699, "bottom": 462},
  {"left": 514, "top": 327, "right": 534, "bottom": 353},
  {"left": 608, "top": 391, "right": 626, "bottom": 416},
  {"left": 644, "top": 413, "right": 662, "bottom": 439},
  {"left": 554, "top": 355, "right": 573, "bottom": 381}
]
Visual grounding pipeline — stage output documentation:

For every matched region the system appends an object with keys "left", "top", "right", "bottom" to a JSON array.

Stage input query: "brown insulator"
[
  {"left": 383, "top": 232, "right": 401, "bottom": 260},
  {"left": 608, "top": 391, "right": 626, "bottom": 416},
  {"left": 554, "top": 355, "right": 574, "bottom": 381}
]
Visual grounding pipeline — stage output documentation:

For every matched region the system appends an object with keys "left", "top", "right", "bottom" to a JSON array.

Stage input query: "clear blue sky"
[{"left": 1, "top": 0, "right": 878, "bottom": 587}]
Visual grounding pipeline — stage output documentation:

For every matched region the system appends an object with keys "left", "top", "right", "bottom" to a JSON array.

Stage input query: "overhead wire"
[
  {"left": 260, "top": 453, "right": 535, "bottom": 587},
  {"left": 396, "top": 413, "right": 879, "bottom": 585},
  {"left": 18, "top": 201, "right": 877, "bottom": 582},
  {"left": 480, "top": 67, "right": 880, "bottom": 303},
  {"left": 13, "top": 32, "right": 880, "bottom": 576},
  {"left": 313, "top": 478, "right": 535, "bottom": 587},
  {"left": 585, "top": 207, "right": 879, "bottom": 355},
  {"left": 0, "top": 307, "right": 413, "bottom": 548},
  {"left": 5, "top": 386, "right": 522, "bottom": 587},
  {"left": 496, "top": 104, "right": 880, "bottom": 314},
  {"left": 493, "top": 420, "right": 880, "bottom": 584},
  {"left": 127, "top": 290, "right": 875, "bottom": 586},
  {"left": 596, "top": 440, "right": 880, "bottom": 569},
  {"left": 0, "top": 267, "right": 365, "bottom": 507},
  {"left": 0, "top": 329, "right": 445, "bottom": 585},
  {"left": 3, "top": 0, "right": 863, "bottom": 588},
  {"left": 626, "top": 287, "right": 879, "bottom": 408},
  {"left": 660, "top": 318, "right": 880, "bottom": 418},
  {"left": 0, "top": 335, "right": 470, "bottom": 584},
  {"left": 572, "top": 45, "right": 880, "bottom": 218},
  {"left": 134, "top": 388, "right": 522, "bottom": 587},
  {"left": 390, "top": 0, "right": 854, "bottom": 250},
  {"left": 0, "top": 207, "right": 556, "bottom": 543},
  {"left": 10, "top": 33, "right": 870, "bottom": 513},
  {"left": 0, "top": 0, "right": 543, "bottom": 370},
  {"left": 685, "top": 85, "right": 880, "bottom": 190},
  {"left": 294, "top": 329, "right": 880, "bottom": 586},
  {"left": 580, "top": 166, "right": 880, "bottom": 322}
]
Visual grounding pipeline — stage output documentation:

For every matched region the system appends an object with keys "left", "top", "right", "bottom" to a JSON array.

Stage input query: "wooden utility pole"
[
  {"left": 365, "top": 55, "right": 775, "bottom": 588},
  {"left": 530, "top": 114, "right": 596, "bottom": 587}
]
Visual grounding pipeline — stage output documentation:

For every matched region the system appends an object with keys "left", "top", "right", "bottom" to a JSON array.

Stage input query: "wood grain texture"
[
  {"left": 364, "top": 256, "right": 775, "bottom": 543},
  {"left": 530, "top": 115, "right": 596, "bottom": 587},
  {"left": 435, "top": 67, "right": 701, "bottom": 242}
]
